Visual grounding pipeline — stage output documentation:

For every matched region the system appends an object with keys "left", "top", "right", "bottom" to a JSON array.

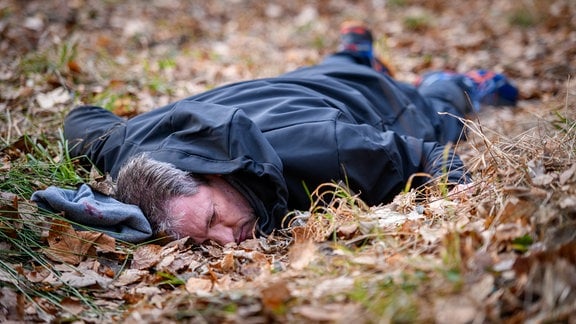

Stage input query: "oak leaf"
[{"left": 43, "top": 219, "right": 101, "bottom": 265}]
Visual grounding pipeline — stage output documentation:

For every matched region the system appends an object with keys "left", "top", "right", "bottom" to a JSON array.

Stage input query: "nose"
[{"left": 207, "top": 224, "right": 235, "bottom": 245}]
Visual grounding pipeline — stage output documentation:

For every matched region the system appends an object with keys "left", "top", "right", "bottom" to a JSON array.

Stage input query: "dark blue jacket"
[{"left": 64, "top": 58, "right": 469, "bottom": 234}]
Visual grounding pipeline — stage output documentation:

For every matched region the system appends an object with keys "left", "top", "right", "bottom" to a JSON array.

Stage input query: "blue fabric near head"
[{"left": 31, "top": 184, "right": 153, "bottom": 243}]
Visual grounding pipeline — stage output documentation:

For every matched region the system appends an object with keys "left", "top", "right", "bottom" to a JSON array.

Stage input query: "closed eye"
[
  {"left": 208, "top": 212, "right": 216, "bottom": 228},
  {"left": 208, "top": 203, "right": 219, "bottom": 229},
  {"left": 205, "top": 203, "right": 216, "bottom": 233}
]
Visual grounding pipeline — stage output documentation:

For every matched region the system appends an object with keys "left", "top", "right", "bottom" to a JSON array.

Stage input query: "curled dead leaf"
[
  {"left": 88, "top": 167, "right": 116, "bottom": 196},
  {"left": 336, "top": 223, "right": 358, "bottom": 239},
  {"left": 288, "top": 239, "right": 316, "bottom": 270}
]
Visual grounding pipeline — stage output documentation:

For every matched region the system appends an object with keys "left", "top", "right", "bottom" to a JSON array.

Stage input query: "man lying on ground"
[{"left": 40, "top": 22, "right": 518, "bottom": 245}]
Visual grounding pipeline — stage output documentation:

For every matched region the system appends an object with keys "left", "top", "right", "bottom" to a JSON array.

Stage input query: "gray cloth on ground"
[{"left": 31, "top": 184, "right": 153, "bottom": 243}]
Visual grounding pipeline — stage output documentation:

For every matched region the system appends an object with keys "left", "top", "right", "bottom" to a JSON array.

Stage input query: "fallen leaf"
[
  {"left": 60, "top": 297, "right": 85, "bottom": 316},
  {"left": 113, "top": 269, "right": 149, "bottom": 287},
  {"left": 88, "top": 167, "right": 116, "bottom": 196},
  {"left": 336, "top": 223, "right": 358, "bottom": 239},
  {"left": 43, "top": 219, "right": 93, "bottom": 265},
  {"left": 532, "top": 173, "right": 555, "bottom": 186},
  {"left": 185, "top": 277, "right": 212, "bottom": 294},
  {"left": 67, "top": 60, "right": 82, "bottom": 74},
  {"left": 220, "top": 253, "right": 235, "bottom": 273},
  {"left": 288, "top": 239, "right": 316, "bottom": 270},
  {"left": 496, "top": 198, "right": 538, "bottom": 224},
  {"left": 0, "top": 287, "right": 24, "bottom": 321},
  {"left": 260, "top": 280, "right": 291, "bottom": 313},
  {"left": 90, "top": 232, "right": 116, "bottom": 253},
  {"left": 559, "top": 196, "right": 576, "bottom": 210},
  {"left": 35, "top": 87, "right": 71, "bottom": 109},
  {"left": 134, "top": 286, "right": 163, "bottom": 296},
  {"left": 0, "top": 191, "right": 20, "bottom": 238},
  {"left": 60, "top": 269, "right": 112, "bottom": 288},
  {"left": 419, "top": 225, "right": 446, "bottom": 245},
  {"left": 25, "top": 267, "right": 51, "bottom": 283},
  {"left": 131, "top": 244, "right": 162, "bottom": 270}
]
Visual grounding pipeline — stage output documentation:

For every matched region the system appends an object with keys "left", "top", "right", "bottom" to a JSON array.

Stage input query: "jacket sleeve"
[
  {"left": 335, "top": 121, "right": 470, "bottom": 205},
  {"left": 63, "top": 105, "right": 125, "bottom": 170}
]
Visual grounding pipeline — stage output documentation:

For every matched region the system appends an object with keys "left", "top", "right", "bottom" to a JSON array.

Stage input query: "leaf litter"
[{"left": 1, "top": 0, "right": 576, "bottom": 322}]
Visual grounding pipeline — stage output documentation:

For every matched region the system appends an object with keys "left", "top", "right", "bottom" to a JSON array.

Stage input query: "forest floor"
[{"left": 1, "top": 0, "right": 575, "bottom": 322}]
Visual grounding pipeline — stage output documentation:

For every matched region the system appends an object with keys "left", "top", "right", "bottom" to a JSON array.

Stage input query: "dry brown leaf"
[
  {"left": 0, "top": 191, "right": 20, "bottom": 238},
  {"left": 0, "top": 191, "right": 18, "bottom": 217},
  {"left": 90, "top": 232, "right": 116, "bottom": 253},
  {"left": 60, "top": 297, "right": 85, "bottom": 316},
  {"left": 260, "top": 280, "right": 291, "bottom": 313},
  {"left": 238, "top": 238, "right": 262, "bottom": 250},
  {"left": 131, "top": 244, "right": 162, "bottom": 270},
  {"left": 0, "top": 287, "right": 24, "bottom": 321},
  {"left": 157, "top": 254, "right": 175, "bottom": 271},
  {"left": 419, "top": 225, "right": 446, "bottom": 245},
  {"left": 88, "top": 167, "right": 116, "bottom": 196},
  {"left": 163, "top": 252, "right": 197, "bottom": 273},
  {"left": 76, "top": 231, "right": 115, "bottom": 257},
  {"left": 496, "top": 198, "right": 538, "bottom": 225},
  {"left": 25, "top": 266, "right": 51, "bottom": 283},
  {"left": 60, "top": 269, "right": 112, "bottom": 288},
  {"left": 185, "top": 277, "right": 212, "bottom": 294},
  {"left": 220, "top": 253, "right": 235, "bottom": 273},
  {"left": 43, "top": 219, "right": 93, "bottom": 265},
  {"left": 251, "top": 251, "right": 269, "bottom": 266},
  {"left": 67, "top": 60, "right": 82, "bottom": 74},
  {"left": 559, "top": 196, "right": 576, "bottom": 210},
  {"left": 336, "top": 223, "right": 358, "bottom": 239},
  {"left": 559, "top": 163, "right": 576, "bottom": 185},
  {"left": 239, "top": 261, "right": 265, "bottom": 280},
  {"left": 288, "top": 239, "right": 316, "bottom": 270},
  {"left": 494, "top": 223, "right": 530, "bottom": 244},
  {"left": 113, "top": 269, "right": 149, "bottom": 287}
]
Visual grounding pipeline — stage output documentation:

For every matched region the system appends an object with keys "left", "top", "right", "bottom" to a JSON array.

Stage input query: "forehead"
[{"left": 168, "top": 185, "right": 213, "bottom": 241}]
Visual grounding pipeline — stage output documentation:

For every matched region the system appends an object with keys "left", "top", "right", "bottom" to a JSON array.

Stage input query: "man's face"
[{"left": 168, "top": 175, "right": 257, "bottom": 245}]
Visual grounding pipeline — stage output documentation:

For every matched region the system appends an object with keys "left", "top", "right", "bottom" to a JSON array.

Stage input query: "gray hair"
[{"left": 115, "top": 153, "right": 203, "bottom": 238}]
